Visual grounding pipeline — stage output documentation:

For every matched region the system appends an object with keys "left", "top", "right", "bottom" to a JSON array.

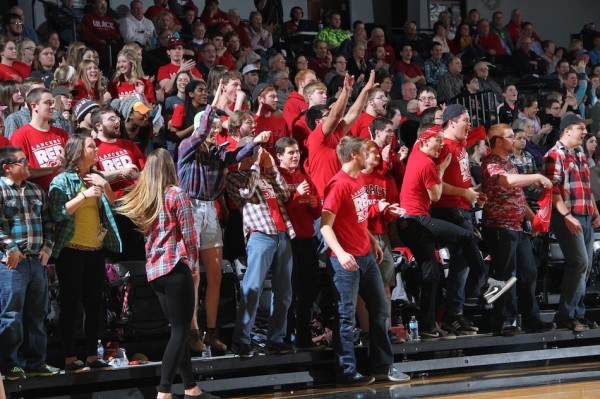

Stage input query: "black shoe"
[
  {"left": 3, "top": 366, "right": 26, "bottom": 381},
  {"left": 265, "top": 341, "right": 294, "bottom": 355},
  {"left": 388, "top": 331, "right": 406, "bottom": 344},
  {"left": 557, "top": 318, "right": 589, "bottom": 332},
  {"left": 25, "top": 364, "right": 59, "bottom": 377},
  {"left": 421, "top": 327, "right": 456, "bottom": 340},
  {"left": 337, "top": 372, "right": 375, "bottom": 386},
  {"left": 443, "top": 313, "right": 479, "bottom": 336},
  {"left": 85, "top": 359, "right": 113, "bottom": 371},
  {"left": 500, "top": 325, "right": 522, "bottom": 337},
  {"left": 577, "top": 317, "right": 599, "bottom": 329},
  {"left": 295, "top": 341, "right": 327, "bottom": 352},
  {"left": 64, "top": 360, "right": 90, "bottom": 373},
  {"left": 522, "top": 317, "right": 556, "bottom": 333},
  {"left": 231, "top": 343, "right": 256, "bottom": 358}
]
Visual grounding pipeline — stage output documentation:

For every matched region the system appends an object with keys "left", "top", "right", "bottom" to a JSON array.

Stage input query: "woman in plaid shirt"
[{"left": 117, "top": 149, "right": 219, "bottom": 399}]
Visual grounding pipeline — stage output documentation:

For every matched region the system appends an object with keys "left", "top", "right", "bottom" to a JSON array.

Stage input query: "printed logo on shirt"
[
  {"left": 458, "top": 148, "right": 471, "bottom": 182},
  {"left": 32, "top": 140, "right": 65, "bottom": 167},
  {"left": 99, "top": 150, "right": 133, "bottom": 172},
  {"left": 92, "top": 20, "right": 116, "bottom": 29},
  {"left": 352, "top": 186, "right": 368, "bottom": 223},
  {"left": 258, "top": 178, "right": 276, "bottom": 199}
]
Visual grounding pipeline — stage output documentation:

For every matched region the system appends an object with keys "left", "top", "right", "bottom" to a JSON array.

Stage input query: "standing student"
[{"left": 117, "top": 148, "right": 219, "bottom": 399}]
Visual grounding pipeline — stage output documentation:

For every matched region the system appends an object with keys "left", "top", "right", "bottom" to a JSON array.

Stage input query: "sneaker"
[
  {"left": 295, "top": 341, "right": 327, "bottom": 352},
  {"left": 231, "top": 343, "right": 256, "bottom": 359},
  {"left": 203, "top": 329, "right": 228, "bottom": 353},
  {"left": 3, "top": 366, "right": 26, "bottom": 381},
  {"left": 483, "top": 277, "right": 517, "bottom": 304},
  {"left": 25, "top": 364, "right": 59, "bottom": 377},
  {"left": 336, "top": 372, "right": 375, "bottom": 386},
  {"left": 421, "top": 327, "right": 456, "bottom": 340},
  {"left": 522, "top": 317, "right": 556, "bottom": 333},
  {"left": 189, "top": 329, "right": 206, "bottom": 354},
  {"left": 374, "top": 365, "right": 410, "bottom": 382},
  {"left": 443, "top": 313, "right": 479, "bottom": 336},
  {"left": 557, "top": 318, "right": 589, "bottom": 332},
  {"left": 85, "top": 359, "right": 113, "bottom": 371},
  {"left": 264, "top": 341, "right": 295, "bottom": 355},
  {"left": 389, "top": 331, "right": 406, "bottom": 344},
  {"left": 577, "top": 317, "right": 599, "bottom": 329},
  {"left": 500, "top": 325, "right": 522, "bottom": 337},
  {"left": 65, "top": 360, "right": 90, "bottom": 373}
]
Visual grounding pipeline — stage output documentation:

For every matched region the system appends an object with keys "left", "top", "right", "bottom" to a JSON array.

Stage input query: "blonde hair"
[
  {"left": 51, "top": 65, "right": 77, "bottom": 89},
  {"left": 78, "top": 59, "right": 102, "bottom": 101},
  {"left": 65, "top": 41, "right": 86, "bottom": 69},
  {"left": 116, "top": 148, "right": 179, "bottom": 233},
  {"left": 113, "top": 49, "right": 145, "bottom": 84},
  {"left": 17, "top": 39, "right": 35, "bottom": 63}
]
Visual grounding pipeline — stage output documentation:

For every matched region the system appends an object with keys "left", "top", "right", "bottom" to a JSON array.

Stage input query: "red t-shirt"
[
  {"left": 254, "top": 113, "right": 288, "bottom": 157},
  {"left": 282, "top": 91, "right": 307, "bottom": 134},
  {"left": 400, "top": 147, "right": 440, "bottom": 216},
  {"left": 306, "top": 124, "right": 344, "bottom": 198},
  {"left": 278, "top": 167, "right": 321, "bottom": 239},
  {"left": 95, "top": 138, "right": 146, "bottom": 198},
  {"left": 362, "top": 171, "right": 397, "bottom": 235},
  {"left": 394, "top": 61, "right": 423, "bottom": 78},
  {"left": 0, "top": 64, "right": 23, "bottom": 82},
  {"left": 108, "top": 79, "right": 156, "bottom": 104},
  {"left": 157, "top": 63, "right": 203, "bottom": 85},
  {"left": 73, "top": 81, "right": 98, "bottom": 103},
  {"left": 12, "top": 61, "right": 31, "bottom": 80},
  {"left": 292, "top": 115, "right": 311, "bottom": 169},
  {"left": 171, "top": 103, "right": 201, "bottom": 130},
  {"left": 432, "top": 138, "right": 472, "bottom": 210},
  {"left": 10, "top": 124, "right": 69, "bottom": 192},
  {"left": 0, "top": 135, "right": 10, "bottom": 148},
  {"left": 258, "top": 175, "right": 287, "bottom": 232},
  {"left": 308, "top": 55, "right": 330, "bottom": 81},
  {"left": 349, "top": 112, "right": 376, "bottom": 139},
  {"left": 323, "top": 170, "right": 371, "bottom": 257}
]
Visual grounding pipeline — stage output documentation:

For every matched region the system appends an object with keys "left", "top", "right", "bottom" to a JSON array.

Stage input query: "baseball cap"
[
  {"left": 442, "top": 104, "right": 468, "bottom": 124},
  {"left": 132, "top": 101, "right": 151, "bottom": 115},
  {"left": 242, "top": 64, "right": 259, "bottom": 75},
  {"left": 167, "top": 38, "right": 185, "bottom": 49},
  {"left": 560, "top": 113, "right": 587, "bottom": 132},
  {"left": 51, "top": 86, "right": 78, "bottom": 98}
]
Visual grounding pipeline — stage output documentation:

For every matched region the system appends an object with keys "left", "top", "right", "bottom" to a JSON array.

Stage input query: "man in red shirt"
[
  {"left": 350, "top": 88, "right": 389, "bottom": 139},
  {"left": 395, "top": 44, "right": 425, "bottom": 86},
  {"left": 291, "top": 80, "right": 327, "bottom": 167},
  {"left": 254, "top": 86, "right": 288, "bottom": 156},
  {"left": 477, "top": 19, "right": 506, "bottom": 58},
  {"left": 321, "top": 135, "right": 409, "bottom": 385},
  {"left": 282, "top": 69, "right": 317, "bottom": 133},
  {"left": 157, "top": 39, "right": 203, "bottom": 95},
  {"left": 367, "top": 28, "right": 396, "bottom": 67},
  {"left": 275, "top": 137, "right": 323, "bottom": 351},
  {"left": 10, "top": 88, "right": 69, "bottom": 193},
  {"left": 308, "top": 40, "right": 332, "bottom": 81},
  {"left": 81, "top": 0, "right": 123, "bottom": 72}
]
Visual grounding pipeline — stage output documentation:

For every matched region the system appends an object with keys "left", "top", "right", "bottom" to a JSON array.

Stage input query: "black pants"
[
  {"left": 56, "top": 247, "right": 105, "bottom": 358},
  {"left": 149, "top": 262, "right": 196, "bottom": 393}
]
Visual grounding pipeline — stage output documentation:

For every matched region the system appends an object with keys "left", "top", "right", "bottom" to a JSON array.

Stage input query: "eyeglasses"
[
  {"left": 7, "top": 157, "right": 29, "bottom": 166},
  {"left": 23, "top": 47, "right": 35, "bottom": 51},
  {"left": 9, "top": 21, "right": 23, "bottom": 26},
  {"left": 502, "top": 135, "right": 515, "bottom": 140}
]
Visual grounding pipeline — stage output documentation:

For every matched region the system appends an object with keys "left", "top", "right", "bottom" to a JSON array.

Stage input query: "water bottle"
[
  {"left": 409, "top": 316, "right": 420, "bottom": 341},
  {"left": 121, "top": 349, "right": 129, "bottom": 366},
  {"left": 97, "top": 340, "right": 104, "bottom": 359},
  {"left": 202, "top": 344, "right": 212, "bottom": 359},
  {"left": 318, "top": 20, "right": 324, "bottom": 31}
]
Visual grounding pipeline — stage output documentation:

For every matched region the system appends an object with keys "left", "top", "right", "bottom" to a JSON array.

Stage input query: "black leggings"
[
  {"left": 149, "top": 261, "right": 196, "bottom": 393},
  {"left": 56, "top": 247, "right": 106, "bottom": 358}
]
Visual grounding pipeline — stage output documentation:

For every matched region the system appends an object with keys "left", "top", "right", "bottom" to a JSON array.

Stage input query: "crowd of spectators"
[{"left": 1, "top": 2, "right": 600, "bottom": 396}]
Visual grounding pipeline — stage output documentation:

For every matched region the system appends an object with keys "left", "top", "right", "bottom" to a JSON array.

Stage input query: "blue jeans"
[
  {"left": 329, "top": 254, "right": 393, "bottom": 377},
  {"left": 233, "top": 231, "right": 292, "bottom": 345},
  {"left": 483, "top": 228, "right": 540, "bottom": 329},
  {"left": 0, "top": 257, "right": 48, "bottom": 370},
  {"left": 550, "top": 213, "right": 594, "bottom": 321}
]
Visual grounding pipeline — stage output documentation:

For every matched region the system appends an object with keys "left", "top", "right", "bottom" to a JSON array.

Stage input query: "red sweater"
[
  {"left": 278, "top": 167, "right": 322, "bottom": 239},
  {"left": 81, "top": 13, "right": 122, "bottom": 46}
]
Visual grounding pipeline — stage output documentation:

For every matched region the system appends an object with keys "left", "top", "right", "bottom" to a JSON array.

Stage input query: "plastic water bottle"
[
  {"left": 409, "top": 316, "right": 420, "bottom": 341},
  {"left": 97, "top": 340, "right": 104, "bottom": 359},
  {"left": 202, "top": 344, "right": 212, "bottom": 359},
  {"left": 121, "top": 349, "right": 129, "bottom": 366}
]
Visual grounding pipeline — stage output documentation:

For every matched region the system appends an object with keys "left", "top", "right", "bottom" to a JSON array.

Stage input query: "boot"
[
  {"left": 189, "top": 329, "right": 206, "bottom": 354},
  {"left": 203, "top": 328, "right": 228, "bottom": 353}
]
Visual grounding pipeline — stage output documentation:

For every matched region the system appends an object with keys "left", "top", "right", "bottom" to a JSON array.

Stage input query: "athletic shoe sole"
[{"left": 484, "top": 276, "right": 517, "bottom": 304}]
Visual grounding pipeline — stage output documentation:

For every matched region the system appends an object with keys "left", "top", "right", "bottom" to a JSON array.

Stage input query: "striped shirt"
[
  {"left": 226, "top": 165, "right": 295, "bottom": 239},
  {"left": 0, "top": 177, "right": 54, "bottom": 258},
  {"left": 144, "top": 186, "right": 198, "bottom": 281},
  {"left": 543, "top": 140, "right": 595, "bottom": 216}
]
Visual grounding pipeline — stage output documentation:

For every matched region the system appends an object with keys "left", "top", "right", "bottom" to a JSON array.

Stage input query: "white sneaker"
[{"left": 483, "top": 276, "right": 517, "bottom": 304}]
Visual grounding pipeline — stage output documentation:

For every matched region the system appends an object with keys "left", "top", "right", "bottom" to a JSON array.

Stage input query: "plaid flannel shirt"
[
  {"left": 543, "top": 140, "right": 595, "bottom": 215},
  {"left": 144, "top": 186, "right": 198, "bottom": 281},
  {"left": 49, "top": 170, "right": 122, "bottom": 257},
  {"left": 0, "top": 177, "right": 54, "bottom": 258},
  {"left": 226, "top": 165, "right": 295, "bottom": 240}
]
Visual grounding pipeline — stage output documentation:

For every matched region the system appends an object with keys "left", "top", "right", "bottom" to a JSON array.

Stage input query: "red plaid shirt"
[
  {"left": 542, "top": 141, "right": 595, "bottom": 216},
  {"left": 144, "top": 186, "right": 198, "bottom": 281}
]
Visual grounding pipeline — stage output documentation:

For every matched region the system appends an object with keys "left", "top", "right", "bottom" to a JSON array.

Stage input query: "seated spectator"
[
  {"left": 3, "top": 78, "right": 45, "bottom": 138},
  {"left": 109, "top": 49, "right": 156, "bottom": 104},
  {"left": 416, "top": 86, "right": 437, "bottom": 115},
  {"left": 210, "top": 32, "right": 233, "bottom": 70},
  {"left": 506, "top": 8, "right": 523, "bottom": 45},
  {"left": 272, "top": 70, "right": 292, "bottom": 111},
  {"left": 227, "top": 8, "right": 251, "bottom": 49},
  {"left": 51, "top": 86, "right": 76, "bottom": 136},
  {"left": 346, "top": 41, "right": 373, "bottom": 88},
  {"left": 431, "top": 22, "right": 452, "bottom": 57},
  {"left": 490, "top": 10, "right": 514, "bottom": 54},
  {"left": 196, "top": 42, "right": 217, "bottom": 79},
  {"left": 497, "top": 84, "right": 519, "bottom": 124},
  {"left": 466, "top": 8, "right": 480, "bottom": 36},
  {"left": 461, "top": 73, "right": 481, "bottom": 96},
  {"left": 453, "top": 23, "right": 485, "bottom": 62},
  {"left": 367, "top": 27, "right": 396, "bottom": 66},
  {"left": 314, "top": 11, "right": 351, "bottom": 52},
  {"left": 81, "top": 0, "right": 123, "bottom": 72},
  {"left": 395, "top": 44, "right": 426, "bottom": 87},
  {"left": 474, "top": 61, "right": 502, "bottom": 101},
  {"left": 325, "top": 54, "right": 347, "bottom": 85},
  {"left": 541, "top": 40, "right": 559, "bottom": 73},
  {"left": 145, "top": 0, "right": 181, "bottom": 28},
  {"left": 7, "top": 6, "right": 39, "bottom": 44},
  {"left": 2, "top": 13, "right": 27, "bottom": 47},
  {"left": 423, "top": 41, "right": 448, "bottom": 87},
  {"left": 438, "top": 56, "right": 463, "bottom": 103},
  {"left": 150, "top": 11, "right": 182, "bottom": 48},
  {"left": 437, "top": 10, "right": 458, "bottom": 40},
  {"left": 50, "top": 0, "right": 85, "bottom": 44},
  {"left": 13, "top": 39, "right": 34, "bottom": 79},
  {"left": 119, "top": 0, "right": 155, "bottom": 50},
  {"left": 308, "top": 40, "right": 332, "bottom": 81},
  {"left": 0, "top": 81, "right": 23, "bottom": 122},
  {"left": 369, "top": 45, "right": 392, "bottom": 75},
  {"left": 29, "top": 44, "right": 56, "bottom": 89},
  {"left": 395, "top": 81, "right": 417, "bottom": 116},
  {"left": 157, "top": 38, "right": 203, "bottom": 95},
  {"left": 190, "top": 21, "right": 208, "bottom": 51},
  {"left": 0, "top": 38, "right": 22, "bottom": 83},
  {"left": 513, "top": 36, "right": 547, "bottom": 76},
  {"left": 73, "top": 60, "right": 111, "bottom": 104},
  {"left": 283, "top": 6, "right": 304, "bottom": 37},
  {"left": 476, "top": 19, "right": 506, "bottom": 59},
  {"left": 246, "top": 11, "right": 273, "bottom": 57},
  {"left": 399, "top": 20, "right": 428, "bottom": 62},
  {"left": 337, "top": 26, "right": 367, "bottom": 62},
  {"left": 515, "top": 22, "right": 543, "bottom": 57},
  {"left": 200, "top": 0, "right": 228, "bottom": 28}
]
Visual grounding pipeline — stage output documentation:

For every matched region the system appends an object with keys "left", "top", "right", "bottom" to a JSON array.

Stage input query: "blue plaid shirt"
[{"left": 0, "top": 177, "right": 54, "bottom": 258}]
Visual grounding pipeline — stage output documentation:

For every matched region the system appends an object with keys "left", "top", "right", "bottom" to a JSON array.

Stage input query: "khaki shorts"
[{"left": 191, "top": 199, "right": 223, "bottom": 250}]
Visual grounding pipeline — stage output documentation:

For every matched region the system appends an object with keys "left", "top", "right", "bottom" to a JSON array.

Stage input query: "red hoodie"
[
  {"left": 81, "top": 13, "right": 122, "bottom": 46},
  {"left": 282, "top": 91, "right": 307, "bottom": 134},
  {"left": 278, "top": 167, "right": 322, "bottom": 239}
]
